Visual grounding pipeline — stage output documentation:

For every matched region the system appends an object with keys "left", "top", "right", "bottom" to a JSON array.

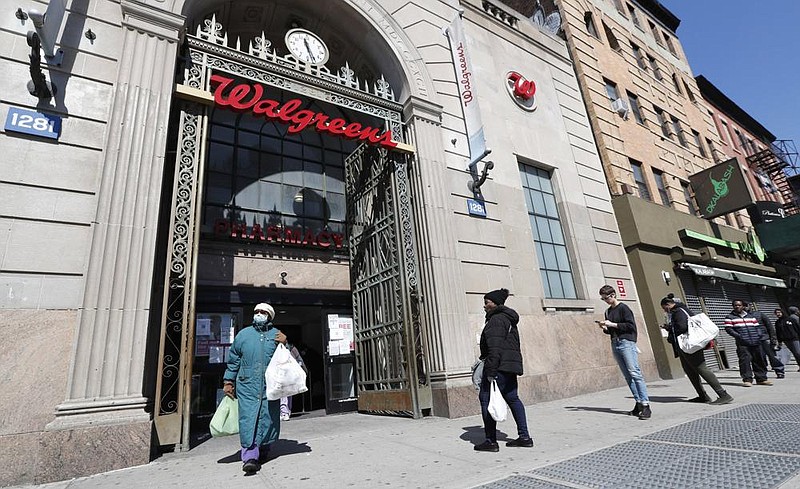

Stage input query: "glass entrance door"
[{"left": 323, "top": 311, "right": 357, "bottom": 414}]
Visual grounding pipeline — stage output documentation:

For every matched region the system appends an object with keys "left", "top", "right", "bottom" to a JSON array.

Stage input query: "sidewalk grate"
[
  {"left": 473, "top": 475, "right": 575, "bottom": 489},
  {"left": 475, "top": 404, "right": 800, "bottom": 489},
  {"left": 642, "top": 417, "right": 800, "bottom": 454}
]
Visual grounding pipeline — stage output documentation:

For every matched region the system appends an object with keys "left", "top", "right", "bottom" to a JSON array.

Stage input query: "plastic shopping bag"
[
  {"left": 209, "top": 396, "right": 239, "bottom": 437},
  {"left": 487, "top": 379, "right": 507, "bottom": 422},
  {"left": 265, "top": 343, "right": 309, "bottom": 401},
  {"left": 678, "top": 311, "right": 719, "bottom": 354}
]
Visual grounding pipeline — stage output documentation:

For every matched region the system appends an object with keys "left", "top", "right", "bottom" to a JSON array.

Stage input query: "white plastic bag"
[
  {"left": 265, "top": 343, "right": 309, "bottom": 400},
  {"left": 487, "top": 379, "right": 507, "bottom": 422},
  {"left": 677, "top": 311, "right": 719, "bottom": 354}
]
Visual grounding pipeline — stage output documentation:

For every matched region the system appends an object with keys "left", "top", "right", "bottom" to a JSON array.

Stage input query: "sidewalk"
[{"left": 13, "top": 370, "right": 800, "bottom": 489}]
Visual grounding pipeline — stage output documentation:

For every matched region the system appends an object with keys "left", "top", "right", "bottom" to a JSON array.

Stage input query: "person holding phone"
[{"left": 598, "top": 285, "right": 652, "bottom": 420}]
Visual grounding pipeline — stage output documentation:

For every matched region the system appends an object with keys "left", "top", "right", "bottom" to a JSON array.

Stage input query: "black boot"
[
  {"left": 687, "top": 394, "right": 711, "bottom": 403},
  {"left": 638, "top": 404, "right": 652, "bottom": 420},
  {"left": 628, "top": 402, "right": 643, "bottom": 416},
  {"left": 710, "top": 391, "right": 733, "bottom": 405}
]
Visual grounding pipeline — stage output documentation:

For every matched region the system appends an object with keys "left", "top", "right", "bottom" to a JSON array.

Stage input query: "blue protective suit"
[{"left": 223, "top": 322, "right": 280, "bottom": 449}]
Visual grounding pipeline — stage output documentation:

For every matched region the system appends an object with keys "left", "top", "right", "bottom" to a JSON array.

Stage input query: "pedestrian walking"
[
  {"left": 747, "top": 304, "right": 785, "bottom": 378},
  {"left": 223, "top": 302, "right": 287, "bottom": 474},
  {"left": 660, "top": 294, "right": 732, "bottom": 405},
  {"left": 474, "top": 288, "right": 534, "bottom": 452},
  {"left": 723, "top": 300, "right": 772, "bottom": 387},
  {"left": 775, "top": 308, "right": 800, "bottom": 370},
  {"left": 598, "top": 285, "right": 651, "bottom": 419}
]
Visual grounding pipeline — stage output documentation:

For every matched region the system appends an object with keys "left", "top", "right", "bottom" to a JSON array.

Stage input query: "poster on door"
[{"left": 327, "top": 314, "right": 354, "bottom": 355}]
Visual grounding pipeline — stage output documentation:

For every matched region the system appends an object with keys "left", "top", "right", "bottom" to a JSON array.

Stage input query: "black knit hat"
[{"left": 484, "top": 288, "right": 509, "bottom": 305}]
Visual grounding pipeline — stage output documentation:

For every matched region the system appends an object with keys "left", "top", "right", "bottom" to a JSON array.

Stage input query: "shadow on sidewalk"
[
  {"left": 563, "top": 406, "right": 630, "bottom": 415},
  {"left": 216, "top": 439, "right": 312, "bottom": 465},
  {"left": 460, "top": 425, "right": 514, "bottom": 444}
]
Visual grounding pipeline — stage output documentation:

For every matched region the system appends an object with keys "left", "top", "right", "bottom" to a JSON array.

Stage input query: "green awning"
[
  {"left": 733, "top": 271, "right": 787, "bottom": 288},
  {"left": 681, "top": 263, "right": 735, "bottom": 281}
]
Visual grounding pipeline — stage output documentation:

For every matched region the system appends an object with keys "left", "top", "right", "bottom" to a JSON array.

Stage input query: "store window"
[
  {"left": 519, "top": 163, "right": 577, "bottom": 300},
  {"left": 629, "top": 159, "right": 651, "bottom": 201},
  {"left": 652, "top": 169, "right": 671, "bottom": 207},
  {"left": 203, "top": 100, "right": 354, "bottom": 249}
]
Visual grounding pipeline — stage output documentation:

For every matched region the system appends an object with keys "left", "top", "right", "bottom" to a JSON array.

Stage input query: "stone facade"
[{"left": 0, "top": 0, "right": 650, "bottom": 484}]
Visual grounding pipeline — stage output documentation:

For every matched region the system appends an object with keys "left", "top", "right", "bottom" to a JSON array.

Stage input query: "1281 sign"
[{"left": 4, "top": 107, "right": 61, "bottom": 140}]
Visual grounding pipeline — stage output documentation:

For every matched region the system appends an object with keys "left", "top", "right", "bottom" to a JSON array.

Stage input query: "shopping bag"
[
  {"left": 471, "top": 359, "right": 484, "bottom": 390},
  {"left": 677, "top": 311, "right": 719, "bottom": 354},
  {"left": 209, "top": 396, "right": 239, "bottom": 437},
  {"left": 265, "top": 343, "right": 309, "bottom": 400},
  {"left": 487, "top": 379, "right": 507, "bottom": 422}
]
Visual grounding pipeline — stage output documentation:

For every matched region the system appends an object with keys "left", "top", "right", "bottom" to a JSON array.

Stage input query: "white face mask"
[{"left": 253, "top": 313, "right": 269, "bottom": 325}]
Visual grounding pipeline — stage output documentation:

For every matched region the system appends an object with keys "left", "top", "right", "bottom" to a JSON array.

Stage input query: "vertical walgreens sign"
[{"left": 209, "top": 74, "right": 397, "bottom": 149}]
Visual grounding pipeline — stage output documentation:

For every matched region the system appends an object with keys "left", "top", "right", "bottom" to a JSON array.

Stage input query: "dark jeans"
[
  {"left": 678, "top": 349, "right": 725, "bottom": 398},
  {"left": 761, "top": 340, "right": 785, "bottom": 375},
  {"left": 737, "top": 343, "right": 768, "bottom": 382},
  {"left": 478, "top": 371, "right": 530, "bottom": 442}
]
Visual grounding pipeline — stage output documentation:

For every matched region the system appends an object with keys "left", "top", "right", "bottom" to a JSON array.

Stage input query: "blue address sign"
[
  {"left": 4, "top": 107, "right": 61, "bottom": 140},
  {"left": 467, "top": 198, "right": 487, "bottom": 217}
]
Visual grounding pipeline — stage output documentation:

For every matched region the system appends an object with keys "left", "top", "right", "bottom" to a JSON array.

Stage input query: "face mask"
[{"left": 253, "top": 313, "right": 269, "bottom": 326}]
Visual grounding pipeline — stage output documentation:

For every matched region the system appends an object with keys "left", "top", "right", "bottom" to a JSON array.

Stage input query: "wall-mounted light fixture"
[{"left": 661, "top": 270, "right": 671, "bottom": 285}]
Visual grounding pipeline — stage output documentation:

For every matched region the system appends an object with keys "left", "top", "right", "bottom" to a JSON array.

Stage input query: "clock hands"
[{"left": 303, "top": 37, "right": 314, "bottom": 62}]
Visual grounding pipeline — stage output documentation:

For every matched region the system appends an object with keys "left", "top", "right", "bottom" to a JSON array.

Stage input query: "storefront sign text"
[
  {"left": 679, "top": 228, "right": 766, "bottom": 263},
  {"left": 213, "top": 219, "right": 345, "bottom": 249},
  {"left": 210, "top": 74, "right": 397, "bottom": 149}
]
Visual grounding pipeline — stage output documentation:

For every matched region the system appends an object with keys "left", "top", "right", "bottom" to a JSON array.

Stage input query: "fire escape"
[{"left": 747, "top": 139, "right": 800, "bottom": 216}]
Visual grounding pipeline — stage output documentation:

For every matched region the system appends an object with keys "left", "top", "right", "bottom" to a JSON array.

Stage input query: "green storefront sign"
[
  {"left": 688, "top": 158, "right": 753, "bottom": 219},
  {"left": 679, "top": 228, "right": 767, "bottom": 263}
]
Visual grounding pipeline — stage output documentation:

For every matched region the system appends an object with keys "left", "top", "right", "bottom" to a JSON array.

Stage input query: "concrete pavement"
[{"left": 12, "top": 370, "right": 800, "bottom": 489}]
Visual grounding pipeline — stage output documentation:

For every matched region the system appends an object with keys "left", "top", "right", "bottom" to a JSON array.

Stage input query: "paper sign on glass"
[{"left": 196, "top": 318, "right": 212, "bottom": 336}]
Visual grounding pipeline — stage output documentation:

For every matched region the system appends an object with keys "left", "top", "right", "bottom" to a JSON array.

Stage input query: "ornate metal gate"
[
  {"left": 346, "top": 145, "right": 431, "bottom": 417},
  {"left": 153, "top": 16, "right": 430, "bottom": 448}
]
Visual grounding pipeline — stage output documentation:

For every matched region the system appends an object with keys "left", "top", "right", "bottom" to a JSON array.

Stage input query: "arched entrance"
[{"left": 152, "top": 4, "right": 432, "bottom": 449}]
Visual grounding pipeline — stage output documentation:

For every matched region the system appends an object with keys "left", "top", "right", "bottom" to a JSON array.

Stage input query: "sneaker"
[
  {"left": 506, "top": 437, "right": 534, "bottom": 448},
  {"left": 777, "top": 373, "right": 785, "bottom": 379},
  {"left": 474, "top": 440, "right": 500, "bottom": 452},
  {"left": 242, "top": 459, "right": 260, "bottom": 473},
  {"left": 638, "top": 404, "right": 652, "bottom": 420},
  {"left": 756, "top": 380, "right": 774, "bottom": 386},
  {"left": 280, "top": 413, "right": 290, "bottom": 421},
  {"left": 710, "top": 392, "right": 733, "bottom": 405},
  {"left": 628, "top": 402, "right": 643, "bottom": 416},
  {"left": 687, "top": 396, "right": 711, "bottom": 403},
  {"left": 742, "top": 381, "right": 752, "bottom": 387}
]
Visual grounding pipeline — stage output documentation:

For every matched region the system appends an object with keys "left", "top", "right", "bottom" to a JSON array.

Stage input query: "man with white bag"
[{"left": 223, "top": 302, "right": 287, "bottom": 474}]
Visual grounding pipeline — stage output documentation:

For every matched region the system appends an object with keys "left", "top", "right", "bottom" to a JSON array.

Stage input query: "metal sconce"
[{"left": 468, "top": 160, "right": 494, "bottom": 197}]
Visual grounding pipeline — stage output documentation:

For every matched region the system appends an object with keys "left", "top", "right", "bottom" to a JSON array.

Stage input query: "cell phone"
[{"left": 594, "top": 320, "right": 604, "bottom": 324}]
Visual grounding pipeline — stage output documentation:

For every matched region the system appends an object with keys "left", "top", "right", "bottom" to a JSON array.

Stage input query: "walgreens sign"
[{"left": 210, "top": 74, "right": 397, "bottom": 149}]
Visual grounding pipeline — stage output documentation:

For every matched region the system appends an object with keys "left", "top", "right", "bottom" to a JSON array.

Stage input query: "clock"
[{"left": 285, "top": 28, "right": 329, "bottom": 66}]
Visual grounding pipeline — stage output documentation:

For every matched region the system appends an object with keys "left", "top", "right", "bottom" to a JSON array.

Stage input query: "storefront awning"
[
  {"left": 732, "top": 270, "right": 787, "bottom": 288},
  {"left": 680, "top": 263, "right": 786, "bottom": 288},
  {"left": 681, "top": 263, "right": 735, "bottom": 281}
]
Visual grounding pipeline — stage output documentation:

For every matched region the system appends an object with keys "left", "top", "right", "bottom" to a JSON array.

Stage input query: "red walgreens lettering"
[
  {"left": 210, "top": 74, "right": 397, "bottom": 148},
  {"left": 507, "top": 72, "right": 536, "bottom": 101}
]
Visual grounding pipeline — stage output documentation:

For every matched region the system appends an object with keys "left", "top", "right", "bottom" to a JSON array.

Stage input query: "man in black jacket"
[
  {"left": 775, "top": 307, "right": 800, "bottom": 370},
  {"left": 747, "top": 304, "right": 785, "bottom": 378},
  {"left": 724, "top": 300, "right": 772, "bottom": 386},
  {"left": 474, "top": 288, "right": 533, "bottom": 452}
]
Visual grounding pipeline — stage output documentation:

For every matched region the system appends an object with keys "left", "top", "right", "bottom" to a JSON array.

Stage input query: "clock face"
[{"left": 285, "top": 28, "right": 329, "bottom": 66}]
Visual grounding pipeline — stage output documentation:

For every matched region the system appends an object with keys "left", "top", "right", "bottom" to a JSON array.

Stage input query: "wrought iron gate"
[
  {"left": 346, "top": 144, "right": 430, "bottom": 417},
  {"left": 153, "top": 15, "right": 431, "bottom": 448}
]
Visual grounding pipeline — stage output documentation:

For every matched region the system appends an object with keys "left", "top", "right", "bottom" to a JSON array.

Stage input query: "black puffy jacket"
[{"left": 479, "top": 305, "right": 523, "bottom": 378}]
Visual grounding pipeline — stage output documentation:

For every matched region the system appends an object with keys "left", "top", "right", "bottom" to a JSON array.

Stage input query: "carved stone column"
[
  {"left": 403, "top": 96, "right": 475, "bottom": 417},
  {"left": 40, "top": 2, "right": 184, "bottom": 481}
]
